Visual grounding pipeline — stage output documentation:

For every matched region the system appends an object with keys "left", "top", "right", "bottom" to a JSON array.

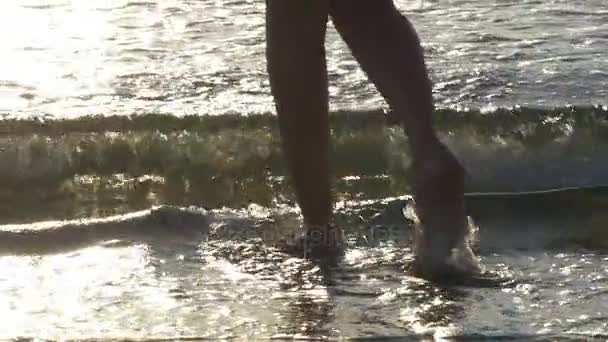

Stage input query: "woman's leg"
[
  {"left": 266, "top": 1, "right": 333, "bottom": 229},
  {"left": 329, "top": 0, "right": 469, "bottom": 267}
]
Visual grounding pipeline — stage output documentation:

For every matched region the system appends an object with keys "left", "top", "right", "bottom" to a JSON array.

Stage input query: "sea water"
[{"left": 0, "top": 0, "right": 607, "bottom": 340}]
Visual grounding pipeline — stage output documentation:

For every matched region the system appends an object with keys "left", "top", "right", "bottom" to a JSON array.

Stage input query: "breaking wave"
[{"left": 2, "top": 105, "right": 608, "bottom": 223}]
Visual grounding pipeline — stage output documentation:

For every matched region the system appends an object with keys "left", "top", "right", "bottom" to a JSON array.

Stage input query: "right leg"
[{"left": 329, "top": 0, "right": 469, "bottom": 271}]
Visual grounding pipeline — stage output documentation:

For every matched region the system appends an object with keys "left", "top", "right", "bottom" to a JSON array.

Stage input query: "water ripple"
[{"left": 1, "top": 0, "right": 607, "bottom": 117}]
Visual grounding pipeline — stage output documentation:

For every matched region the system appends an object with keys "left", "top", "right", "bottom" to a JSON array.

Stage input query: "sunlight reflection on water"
[{"left": 0, "top": 0, "right": 606, "bottom": 117}]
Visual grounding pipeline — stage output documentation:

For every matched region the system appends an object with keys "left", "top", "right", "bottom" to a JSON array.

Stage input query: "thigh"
[
  {"left": 329, "top": 0, "right": 398, "bottom": 32},
  {"left": 266, "top": 0, "right": 330, "bottom": 64},
  {"left": 266, "top": 0, "right": 331, "bottom": 113}
]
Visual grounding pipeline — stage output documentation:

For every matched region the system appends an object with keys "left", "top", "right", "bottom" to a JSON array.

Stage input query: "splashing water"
[{"left": 404, "top": 201, "right": 484, "bottom": 278}]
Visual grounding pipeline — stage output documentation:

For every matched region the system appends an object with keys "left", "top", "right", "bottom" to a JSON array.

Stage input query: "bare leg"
[
  {"left": 330, "top": 0, "right": 469, "bottom": 269},
  {"left": 266, "top": 1, "right": 332, "bottom": 228}
]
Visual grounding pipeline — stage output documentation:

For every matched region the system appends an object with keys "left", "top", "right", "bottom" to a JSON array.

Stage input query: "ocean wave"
[
  {"left": 1, "top": 106, "right": 607, "bottom": 183},
  {"left": 1, "top": 105, "right": 608, "bottom": 221}
]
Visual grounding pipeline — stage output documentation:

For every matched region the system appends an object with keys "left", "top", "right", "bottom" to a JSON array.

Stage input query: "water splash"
[{"left": 404, "top": 201, "right": 483, "bottom": 277}]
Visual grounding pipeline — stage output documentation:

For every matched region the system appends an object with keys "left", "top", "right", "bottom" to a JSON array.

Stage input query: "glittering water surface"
[
  {"left": 0, "top": 200, "right": 607, "bottom": 340},
  {"left": 1, "top": 0, "right": 608, "bottom": 340},
  {"left": 0, "top": 0, "right": 606, "bottom": 117}
]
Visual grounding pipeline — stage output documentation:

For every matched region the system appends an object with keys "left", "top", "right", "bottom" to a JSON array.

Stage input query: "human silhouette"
[{"left": 266, "top": 0, "right": 470, "bottom": 278}]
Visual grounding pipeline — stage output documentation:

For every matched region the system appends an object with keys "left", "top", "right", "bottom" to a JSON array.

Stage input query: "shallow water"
[
  {"left": 1, "top": 200, "right": 607, "bottom": 340},
  {"left": 0, "top": 0, "right": 606, "bottom": 117},
  {"left": 1, "top": 0, "right": 608, "bottom": 340}
]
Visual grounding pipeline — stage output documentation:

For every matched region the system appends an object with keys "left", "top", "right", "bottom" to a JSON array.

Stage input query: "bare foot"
[{"left": 411, "top": 141, "right": 471, "bottom": 278}]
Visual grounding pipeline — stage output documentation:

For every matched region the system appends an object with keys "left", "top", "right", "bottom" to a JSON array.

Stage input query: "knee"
[{"left": 330, "top": 0, "right": 400, "bottom": 32}]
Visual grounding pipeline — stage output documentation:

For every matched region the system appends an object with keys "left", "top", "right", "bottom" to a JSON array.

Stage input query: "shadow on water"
[
  {"left": 201, "top": 240, "right": 475, "bottom": 339},
  {"left": 268, "top": 261, "right": 472, "bottom": 339},
  {"left": 466, "top": 185, "right": 608, "bottom": 251}
]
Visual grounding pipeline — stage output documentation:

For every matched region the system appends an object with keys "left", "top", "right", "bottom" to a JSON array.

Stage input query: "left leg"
[{"left": 265, "top": 1, "right": 335, "bottom": 232}]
